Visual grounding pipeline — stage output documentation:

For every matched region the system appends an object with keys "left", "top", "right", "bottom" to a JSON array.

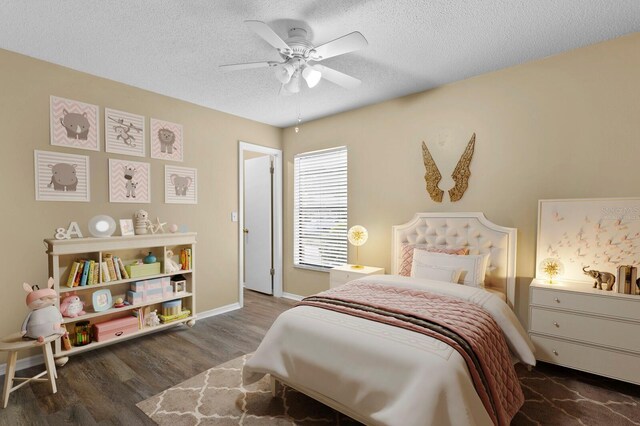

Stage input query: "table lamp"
[{"left": 348, "top": 225, "right": 368, "bottom": 269}]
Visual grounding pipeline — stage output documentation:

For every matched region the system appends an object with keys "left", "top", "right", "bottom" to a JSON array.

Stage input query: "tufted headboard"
[{"left": 391, "top": 212, "right": 517, "bottom": 308}]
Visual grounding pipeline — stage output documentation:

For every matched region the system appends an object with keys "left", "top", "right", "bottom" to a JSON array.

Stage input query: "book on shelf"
[
  {"left": 93, "top": 261, "right": 99, "bottom": 285},
  {"left": 116, "top": 257, "right": 130, "bottom": 279},
  {"left": 66, "top": 262, "right": 80, "bottom": 288},
  {"left": 73, "top": 261, "right": 85, "bottom": 287},
  {"left": 100, "top": 261, "right": 110, "bottom": 283},
  {"left": 617, "top": 265, "right": 631, "bottom": 294},
  {"left": 114, "top": 256, "right": 122, "bottom": 280},
  {"left": 89, "top": 261, "right": 94, "bottom": 285},
  {"left": 105, "top": 256, "right": 118, "bottom": 281},
  {"left": 80, "top": 260, "right": 90, "bottom": 286},
  {"left": 180, "top": 248, "right": 192, "bottom": 270}
]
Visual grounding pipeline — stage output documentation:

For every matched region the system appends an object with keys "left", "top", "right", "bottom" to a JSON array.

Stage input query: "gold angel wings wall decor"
[{"left": 421, "top": 133, "right": 476, "bottom": 203}]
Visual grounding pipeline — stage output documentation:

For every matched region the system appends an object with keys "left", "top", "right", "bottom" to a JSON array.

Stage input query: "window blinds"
[{"left": 294, "top": 146, "right": 348, "bottom": 269}]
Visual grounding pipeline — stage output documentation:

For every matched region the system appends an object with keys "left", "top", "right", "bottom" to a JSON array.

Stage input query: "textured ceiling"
[{"left": 1, "top": 1, "right": 638, "bottom": 127}]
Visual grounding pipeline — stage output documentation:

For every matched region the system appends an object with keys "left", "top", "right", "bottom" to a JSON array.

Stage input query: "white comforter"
[{"left": 243, "top": 275, "right": 535, "bottom": 426}]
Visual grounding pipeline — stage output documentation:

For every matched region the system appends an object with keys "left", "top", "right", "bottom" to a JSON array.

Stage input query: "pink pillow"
[{"left": 398, "top": 243, "right": 469, "bottom": 277}]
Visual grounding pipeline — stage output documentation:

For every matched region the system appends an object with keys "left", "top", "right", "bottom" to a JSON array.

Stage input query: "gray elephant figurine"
[{"left": 582, "top": 266, "right": 615, "bottom": 291}]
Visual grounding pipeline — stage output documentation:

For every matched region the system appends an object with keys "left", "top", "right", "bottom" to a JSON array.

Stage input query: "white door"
[{"left": 244, "top": 155, "right": 273, "bottom": 294}]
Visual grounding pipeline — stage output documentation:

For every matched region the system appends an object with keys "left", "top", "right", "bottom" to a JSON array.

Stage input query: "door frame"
[{"left": 238, "top": 141, "right": 283, "bottom": 306}]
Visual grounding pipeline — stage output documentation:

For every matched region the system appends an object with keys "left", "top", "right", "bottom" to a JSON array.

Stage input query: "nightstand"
[{"left": 329, "top": 264, "right": 385, "bottom": 288}]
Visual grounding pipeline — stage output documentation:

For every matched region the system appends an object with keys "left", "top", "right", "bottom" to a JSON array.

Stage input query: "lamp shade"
[
  {"left": 275, "top": 63, "right": 294, "bottom": 84},
  {"left": 302, "top": 66, "right": 322, "bottom": 88},
  {"left": 348, "top": 225, "right": 368, "bottom": 246},
  {"left": 284, "top": 70, "right": 301, "bottom": 93}
]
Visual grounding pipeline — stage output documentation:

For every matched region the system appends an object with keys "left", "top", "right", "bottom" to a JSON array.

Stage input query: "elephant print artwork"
[
  {"left": 165, "top": 165, "right": 197, "bottom": 204},
  {"left": 50, "top": 96, "right": 99, "bottom": 151},
  {"left": 151, "top": 118, "right": 183, "bottom": 161},
  {"left": 170, "top": 174, "right": 192, "bottom": 196},
  {"left": 35, "top": 150, "right": 90, "bottom": 202},
  {"left": 109, "top": 159, "right": 150, "bottom": 203}
]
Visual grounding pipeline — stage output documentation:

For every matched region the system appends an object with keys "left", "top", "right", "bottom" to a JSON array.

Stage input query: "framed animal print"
[
  {"left": 165, "top": 165, "right": 197, "bottom": 204},
  {"left": 150, "top": 118, "right": 183, "bottom": 162},
  {"left": 105, "top": 108, "right": 145, "bottom": 157},
  {"left": 50, "top": 96, "right": 100, "bottom": 151},
  {"left": 108, "top": 158, "right": 150, "bottom": 203},
  {"left": 34, "top": 150, "right": 90, "bottom": 202}
]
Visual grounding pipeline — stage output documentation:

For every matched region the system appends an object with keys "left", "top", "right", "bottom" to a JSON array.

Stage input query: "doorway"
[{"left": 238, "top": 142, "right": 283, "bottom": 306}]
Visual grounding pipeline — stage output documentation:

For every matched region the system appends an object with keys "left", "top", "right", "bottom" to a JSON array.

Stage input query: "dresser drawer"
[
  {"left": 531, "top": 335, "right": 640, "bottom": 385},
  {"left": 531, "top": 287, "right": 640, "bottom": 321},
  {"left": 530, "top": 307, "right": 640, "bottom": 353}
]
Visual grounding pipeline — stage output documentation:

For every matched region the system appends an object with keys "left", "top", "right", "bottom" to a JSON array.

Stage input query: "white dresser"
[
  {"left": 529, "top": 278, "right": 640, "bottom": 384},
  {"left": 329, "top": 264, "right": 384, "bottom": 288}
]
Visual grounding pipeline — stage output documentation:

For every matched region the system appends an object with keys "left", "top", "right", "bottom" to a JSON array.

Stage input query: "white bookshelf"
[{"left": 44, "top": 232, "right": 197, "bottom": 366}]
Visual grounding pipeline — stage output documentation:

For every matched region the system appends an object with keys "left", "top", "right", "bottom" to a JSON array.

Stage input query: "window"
[{"left": 294, "top": 146, "right": 347, "bottom": 270}]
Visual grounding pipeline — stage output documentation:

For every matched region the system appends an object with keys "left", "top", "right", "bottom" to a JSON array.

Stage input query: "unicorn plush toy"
[{"left": 21, "top": 278, "right": 65, "bottom": 342}]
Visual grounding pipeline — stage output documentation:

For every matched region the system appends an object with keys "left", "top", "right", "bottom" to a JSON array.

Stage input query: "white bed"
[{"left": 244, "top": 212, "right": 535, "bottom": 426}]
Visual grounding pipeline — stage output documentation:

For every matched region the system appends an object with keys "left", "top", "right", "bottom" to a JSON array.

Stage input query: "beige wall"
[
  {"left": 0, "top": 49, "right": 281, "bottom": 358},
  {"left": 282, "top": 33, "right": 640, "bottom": 323},
  {"left": 2, "top": 31, "right": 639, "bottom": 360}
]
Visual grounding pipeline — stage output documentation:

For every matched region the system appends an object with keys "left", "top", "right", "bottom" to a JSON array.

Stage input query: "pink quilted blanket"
[{"left": 299, "top": 281, "right": 524, "bottom": 426}]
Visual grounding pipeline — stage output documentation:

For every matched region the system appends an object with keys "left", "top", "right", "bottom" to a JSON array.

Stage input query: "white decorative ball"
[{"left": 169, "top": 224, "right": 179, "bottom": 233}]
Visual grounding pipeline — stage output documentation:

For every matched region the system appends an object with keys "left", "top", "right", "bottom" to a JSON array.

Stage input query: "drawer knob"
[
  {"left": 554, "top": 298, "right": 560, "bottom": 303},
  {"left": 553, "top": 321, "right": 559, "bottom": 327},
  {"left": 552, "top": 349, "right": 558, "bottom": 356}
]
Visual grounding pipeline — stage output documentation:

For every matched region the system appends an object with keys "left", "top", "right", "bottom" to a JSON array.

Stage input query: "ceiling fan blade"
[
  {"left": 311, "top": 64, "right": 361, "bottom": 89},
  {"left": 244, "top": 20, "right": 290, "bottom": 52},
  {"left": 219, "top": 61, "right": 278, "bottom": 72},
  {"left": 311, "top": 31, "right": 368, "bottom": 61}
]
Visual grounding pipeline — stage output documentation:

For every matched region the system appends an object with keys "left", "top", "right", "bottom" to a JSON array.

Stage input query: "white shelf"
[
  {"left": 61, "top": 292, "right": 193, "bottom": 324},
  {"left": 59, "top": 270, "right": 193, "bottom": 294},
  {"left": 44, "top": 233, "right": 197, "bottom": 363}
]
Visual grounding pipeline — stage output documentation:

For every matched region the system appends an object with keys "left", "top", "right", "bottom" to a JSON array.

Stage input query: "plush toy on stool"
[{"left": 21, "top": 278, "right": 65, "bottom": 342}]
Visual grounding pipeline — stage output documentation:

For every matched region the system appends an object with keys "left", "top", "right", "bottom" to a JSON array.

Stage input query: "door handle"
[{"left": 243, "top": 228, "right": 249, "bottom": 234}]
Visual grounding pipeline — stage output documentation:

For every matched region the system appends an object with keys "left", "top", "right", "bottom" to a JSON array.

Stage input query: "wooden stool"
[{"left": 0, "top": 333, "right": 59, "bottom": 408}]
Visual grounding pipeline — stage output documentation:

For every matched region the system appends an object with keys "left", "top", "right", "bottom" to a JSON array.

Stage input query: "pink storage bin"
[{"left": 93, "top": 316, "right": 138, "bottom": 342}]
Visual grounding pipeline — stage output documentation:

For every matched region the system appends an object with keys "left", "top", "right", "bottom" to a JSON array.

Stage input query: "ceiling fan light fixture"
[
  {"left": 302, "top": 66, "right": 322, "bottom": 88},
  {"left": 284, "top": 70, "right": 301, "bottom": 93},
  {"left": 275, "top": 63, "right": 294, "bottom": 84}
]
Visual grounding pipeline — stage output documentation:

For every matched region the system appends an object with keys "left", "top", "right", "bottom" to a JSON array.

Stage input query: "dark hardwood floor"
[{"left": 0, "top": 290, "right": 295, "bottom": 426}]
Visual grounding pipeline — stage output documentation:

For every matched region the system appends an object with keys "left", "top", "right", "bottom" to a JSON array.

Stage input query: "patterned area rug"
[{"left": 137, "top": 354, "right": 640, "bottom": 425}]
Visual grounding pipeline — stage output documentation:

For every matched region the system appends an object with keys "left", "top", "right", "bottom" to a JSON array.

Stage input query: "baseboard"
[
  {"left": 0, "top": 353, "right": 44, "bottom": 376},
  {"left": 196, "top": 302, "right": 242, "bottom": 320},
  {"left": 1, "top": 303, "right": 242, "bottom": 375},
  {"left": 282, "top": 292, "right": 304, "bottom": 301}
]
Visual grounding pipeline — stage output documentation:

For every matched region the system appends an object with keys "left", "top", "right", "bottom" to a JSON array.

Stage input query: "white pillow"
[
  {"left": 411, "top": 261, "right": 462, "bottom": 283},
  {"left": 411, "top": 249, "right": 489, "bottom": 288}
]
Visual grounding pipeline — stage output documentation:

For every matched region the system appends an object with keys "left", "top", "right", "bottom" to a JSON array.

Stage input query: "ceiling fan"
[{"left": 220, "top": 20, "right": 368, "bottom": 94}]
